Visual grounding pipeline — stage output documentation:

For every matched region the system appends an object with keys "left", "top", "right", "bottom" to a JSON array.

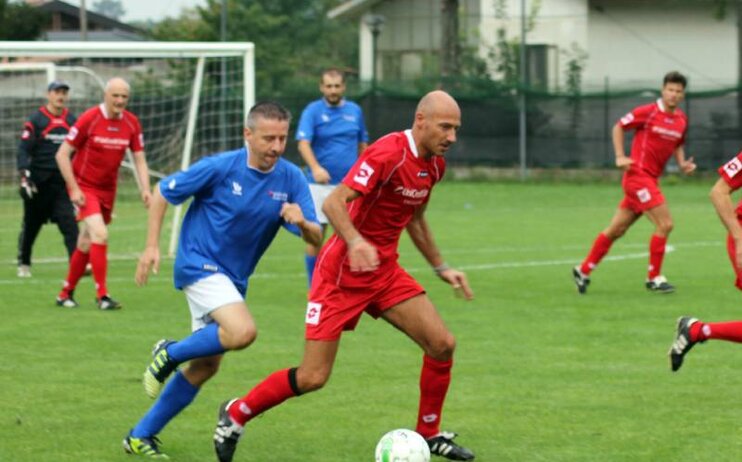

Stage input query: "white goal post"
[{"left": 0, "top": 41, "right": 255, "bottom": 257}]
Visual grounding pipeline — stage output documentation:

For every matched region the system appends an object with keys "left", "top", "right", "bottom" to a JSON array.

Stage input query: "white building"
[{"left": 329, "top": 0, "right": 739, "bottom": 91}]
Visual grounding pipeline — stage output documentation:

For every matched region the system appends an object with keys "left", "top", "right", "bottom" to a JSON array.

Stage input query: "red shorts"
[
  {"left": 305, "top": 264, "right": 425, "bottom": 341},
  {"left": 75, "top": 187, "right": 115, "bottom": 224},
  {"left": 619, "top": 174, "right": 665, "bottom": 214}
]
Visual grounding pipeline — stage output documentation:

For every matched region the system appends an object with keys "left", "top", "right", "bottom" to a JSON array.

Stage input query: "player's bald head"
[
  {"left": 415, "top": 90, "right": 460, "bottom": 120},
  {"left": 104, "top": 77, "right": 130, "bottom": 94}
]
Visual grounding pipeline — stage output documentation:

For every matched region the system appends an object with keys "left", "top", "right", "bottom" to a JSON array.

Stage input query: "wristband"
[{"left": 433, "top": 263, "right": 450, "bottom": 275}]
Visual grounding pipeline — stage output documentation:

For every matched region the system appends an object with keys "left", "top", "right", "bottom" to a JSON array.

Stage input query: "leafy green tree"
[
  {"left": 92, "top": 0, "right": 126, "bottom": 21},
  {"left": 0, "top": 0, "right": 47, "bottom": 40}
]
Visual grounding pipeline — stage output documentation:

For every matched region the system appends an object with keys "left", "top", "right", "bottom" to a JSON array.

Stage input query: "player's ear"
[{"left": 243, "top": 127, "right": 251, "bottom": 139}]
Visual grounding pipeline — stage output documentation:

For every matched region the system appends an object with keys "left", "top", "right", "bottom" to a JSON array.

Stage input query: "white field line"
[{"left": 0, "top": 241, "right": 721, "bottom": 285}]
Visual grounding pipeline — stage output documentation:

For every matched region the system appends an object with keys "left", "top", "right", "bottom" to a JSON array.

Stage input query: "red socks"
[
  {"left": 648, "top": 234, "right": 667, "bottom": 280},
  {"left": 692, "top": 321, "right": 742, "bottom": 343},
  {"left": 580, "top": 233, "right": 613, "bottom": 275},
  {"left": 59, "top": 248, "right": 90, "bottom": 297},
  {"left": 89, "top": 243, "right": 108, "bottom": 298},
  {"left": 416, "top": 355, "right": 453, "bottom": 439},
  {"left": 229, "top": 368, "right": 298, "bottom": 426}
]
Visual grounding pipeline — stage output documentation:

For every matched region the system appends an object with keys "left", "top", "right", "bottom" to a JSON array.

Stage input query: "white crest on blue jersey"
[
  {"left": 168, "top": 179, "right": 177, "bottom": 190},
  {"left": 321, "top": 114, "right": 330, "bottom": 122},
  {"left": 232, "top": 181, "right": 243, "bottom": 196}
]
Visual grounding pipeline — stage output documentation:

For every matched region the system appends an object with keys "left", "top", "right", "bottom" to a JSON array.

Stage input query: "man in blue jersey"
[
  {"left": 122, "top": 101, "right": 322, "bottom": 459},
  {"left": 296, "top": 68, "right": 368, "bottom": 285}
]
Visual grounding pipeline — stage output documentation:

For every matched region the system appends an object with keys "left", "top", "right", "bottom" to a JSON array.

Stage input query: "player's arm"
[
  {"left": 17, "top": 121, "right": 37, "bottom": 199},
  {"left": 323, "top": 183, "right": 379, "bottom": 271},
  {"left": 135, "top": 184, "right": 169, "bottom": 286},
  {"left": 611, "top": 123, "right": 633, "bottom": 170},
  {"left": 298, "top": 140, "right": 330, "bottom": 184},
  {"left": 673, "top": 145, "right": 696, "bottom": 175},
  {"left": 406, "top": 205, "right": 474, "bottom": 300},
  {"left": 55, "top": 141, "right": 84, "bottom": 205},
  {"left": 711, "top": 178, "right": 742, "bottom": 239},
  {"left": 280, "top": 202, "right": 322, "bottom": 247},
  {"left": 132, "top": 150, "right": 152, "bottom": 208}
]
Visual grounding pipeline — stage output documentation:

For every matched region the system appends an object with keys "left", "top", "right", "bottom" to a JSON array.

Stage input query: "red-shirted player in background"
[
  {"left": 211, "top": 91, "right": 475, "bottom": 462},
  {"left": 55, "top": 77, "right": 151, "bottom": 310},
  {"left": 668, "top": 150, "right": 742, "bottom": 372},
  {"left": 573, "top": 71, "right": 696, "bottom": 295}
]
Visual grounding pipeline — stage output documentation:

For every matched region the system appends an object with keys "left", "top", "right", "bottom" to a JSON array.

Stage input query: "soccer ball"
[{"left": 375, "top": 429, "right": 431, "bottom": 462}]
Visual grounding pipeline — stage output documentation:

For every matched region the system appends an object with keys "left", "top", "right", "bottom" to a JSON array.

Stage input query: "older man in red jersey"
[
  {"left": 573, "top": 71, "right": 696, "bottom": 295},
  {"left": 55, "top": 77, "right": 151, "bottom": 310}
]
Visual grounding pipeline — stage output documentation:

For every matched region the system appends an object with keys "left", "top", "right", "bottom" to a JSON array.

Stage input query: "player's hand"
[
  {"left": 141, "top": 189, "right": 152, "bottom": 209},
  {"left": 347, "top": 237, "right": 379, "bottom": 272},
  {"left": 680, "top": 156, "right": 696, "bottom": 175},
  {"left": 615, "top": 156, "right": 633, "bottom": 170},
  {"left": 438, "top": 268, "right": 474, "bottom": 300},
  {"left": 69, "top": 187, "right": 85, "bottom": 207},
  {"left": 18, "top": 170, "right": 37, "bottom": 200},
  {"left": 280, "top": 202, "right": 305, "bottom": 225},
  {"left": 311, "top": 166, "right": 331, "bottom": 184},
  {"left": 135, "top": 245, "right": 160, "bottom": 286}
]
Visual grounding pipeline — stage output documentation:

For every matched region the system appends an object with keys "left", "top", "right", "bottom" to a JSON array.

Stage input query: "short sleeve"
[
  {"left": 66, "top": 112, "right": 91, "bottom": 149},
  {"left": 357, "top": 107, "right": 369, "bottom": 143},
  {"left": 130, "top": 116, "right": 145, "bottom": 152},
  {"left": 296, "top": 106, "right": 315, "bottom": 142},
  {"left": 618, "top": 104, "right": 653, "bottom": 130},
  {"left": 160, "top": 155, "right": 221, "bottom": 206},
  {"left": 719, "top": 152, "right": 742, "bottom": 192},
  {"left": 341, "top": 141, "right": 396, "bottom": 195}
]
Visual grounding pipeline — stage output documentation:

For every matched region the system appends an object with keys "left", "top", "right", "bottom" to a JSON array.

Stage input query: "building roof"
[
  {"left": 327, "top": 0, "right": 386, "bottom": 19},
  {"left": 43, "top": 30, "right": 147, "bottom": 42},
  {"left": 35, "top": 0, "right": 142, "bottom": 34}
]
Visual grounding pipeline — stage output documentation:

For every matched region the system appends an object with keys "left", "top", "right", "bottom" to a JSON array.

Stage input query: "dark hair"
[
  {"left": 245, "top": 101, "right": 291, "bottom": 129},
  {"left": 321, "top": 68, "right": 345, "bottom": 84},
  {"left": 663, "top": 71, "right": 687, "bottom": 89}
]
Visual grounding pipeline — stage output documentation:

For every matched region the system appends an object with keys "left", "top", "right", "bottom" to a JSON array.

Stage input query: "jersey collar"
[
  {"left": 244, "top": 143, "right": 277, "bottom": 174},
  {"left": 404, "top": 129, "right": 420, "bottom": 158},
  {"left": 99, "top": 103, "right": 123, "bottom": 120},
  {"left": 323, "top": 98, "right": 346, "bottom": 108}
]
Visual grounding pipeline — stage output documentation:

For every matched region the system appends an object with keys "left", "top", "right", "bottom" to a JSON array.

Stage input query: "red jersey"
[
  {"left": 718, "top": 152, "right": 742, "bottom": 216},
  {"left": 317, "top": 129, "right": 446, "bottom": 287},
  {"left": 66, "top": 104, "right": 144, "bottom": 191},
  {"left": 618, "top": 99, "right": 687, "bottom": 178}
]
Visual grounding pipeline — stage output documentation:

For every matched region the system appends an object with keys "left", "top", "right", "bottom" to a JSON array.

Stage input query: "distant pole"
[
  {"left": 518, "top": 0, "right": 527, "bottom": 180},
  {"left": 219, "top": 0, "right": 228, "bottom": 151},
  {"left": 80, "top": 0, "right": 88, "bottom": 41},
  {"left": 364, "top": 14, "right": 385, "bottom": 93}
]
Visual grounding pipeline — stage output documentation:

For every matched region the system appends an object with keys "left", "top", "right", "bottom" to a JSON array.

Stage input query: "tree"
[
  {"left": 440, "top": 0, "right": 460, "bottom": 78},
  {"left": 0, "top": 0, "right": 47, "bottom": 40},
  {"left": 92, "top": 0, "right": 125, "bottom": 21}
]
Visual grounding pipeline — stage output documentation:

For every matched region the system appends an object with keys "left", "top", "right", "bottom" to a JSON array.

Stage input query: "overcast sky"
[{"left": 63, "top": 0, "right": 207, "bottom": 23}]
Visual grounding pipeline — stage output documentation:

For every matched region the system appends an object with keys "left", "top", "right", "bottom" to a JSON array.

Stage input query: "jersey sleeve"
[
  {"left": 341, "top": 141, "right": 396, "bottom": 195},
  {"left": 357, "top": 107, "right": 369, "bottom": 144},
  {"left": 66, "top": 111, "right": 91, "bottom": 149},
  {"left": 618, "top": 104, "right": 653, "bottom": 130},
  {"left": 282, "top": 168, "right": 319, "bottom": 236},
  {"left": 17, "top": 118, "right": 37, "bottom": 171},
  {"left": 295, "top": 106, "right": 315, "bottom": 142},
  {"left": 130, "top": 115, "right": 145, "bottom": 152},
  {"left": 160, "top": 155, "right": 221, "bottom": 206},
  {"left": 719, "top": 152, "right": 742, "bottom": 192}
]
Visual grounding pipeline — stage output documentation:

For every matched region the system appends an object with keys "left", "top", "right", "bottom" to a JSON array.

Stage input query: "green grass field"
[{"left": 2, "top": 179, "right": 742, "bottom": 462}]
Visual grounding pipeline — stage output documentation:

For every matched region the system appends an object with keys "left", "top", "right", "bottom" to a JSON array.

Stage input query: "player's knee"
[
  {"left": 658, "top": 220, "right": 674, "bottom": 235},
  {"left": 297, "top": 369, "right": 330, "bottom": 392},
  {"left": 89, "top": 227, "right": 108, "bottom": 243},
  {"left": 226, "top": 325, "right": 257, "bottom": 350},
  {"left": 426, "top": 332, "right": 456, "bottom": 361}
]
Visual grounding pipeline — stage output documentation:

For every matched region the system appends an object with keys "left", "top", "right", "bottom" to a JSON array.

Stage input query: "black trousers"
[{"left": 17, "top": 175, "right": 78, "bottom": 266}]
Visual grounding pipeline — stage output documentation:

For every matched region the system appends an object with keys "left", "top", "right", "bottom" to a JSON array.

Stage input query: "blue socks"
[
  {"left": 167, "top": 323, "right": 225, "bottom": 363},
  {"left": 131, "top": 371, "right": 199, "bottom": 438},
  {"left": 305, "top": 254, "right": 317, "bottom": 287}
]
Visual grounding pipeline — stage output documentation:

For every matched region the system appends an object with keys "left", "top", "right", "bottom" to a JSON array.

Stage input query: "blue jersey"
[
  {"left": 160, "top": 146, "right": 317, "bottom": 295},
  {"left": 296, "top": 98, "right": 369, "bottom": 184}
]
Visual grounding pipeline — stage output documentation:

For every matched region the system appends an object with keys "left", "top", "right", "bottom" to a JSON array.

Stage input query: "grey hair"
[
  {"left": 245, "top": 101, "right": 291, "bottom": 129},
  {"left": 104, "top": 77, "right": 131, "bottom": 93}
]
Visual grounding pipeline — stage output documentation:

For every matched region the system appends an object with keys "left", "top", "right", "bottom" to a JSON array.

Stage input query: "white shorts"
[
  {"left": 309, "top": 183, "right": 336, "bottom": 225},
  {"left": 183, "top": 273, "right": 244, "bottom": 331}
]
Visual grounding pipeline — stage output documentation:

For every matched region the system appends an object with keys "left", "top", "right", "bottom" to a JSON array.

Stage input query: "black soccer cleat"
[
  {"left": 669, "top": 316, "right": 700, "bottom": 372},
  {"left": 56, "top": 290, "right": 79, "bottom": 308},
  {"left": 214, "top": 399, "right": 244, "bottom": 462},
  {"left": 646, "top": 275, "right": 675, "bottom": 294},
  {"left": 143, "top": 339, "right": 178, "bottom": 399},
  {"left": 97, "top": 294, "right": 122, "bottom": 310},
  {"left": 572, "top": 266, "right": 590, "bottom": 294},
  {"left": 426, "top": 431, "right": 475, "bottom": 461}
]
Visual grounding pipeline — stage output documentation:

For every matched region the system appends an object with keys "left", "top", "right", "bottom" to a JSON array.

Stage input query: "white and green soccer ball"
[{"left": 375, "top": 429, "right": 431, "bottom": 462}]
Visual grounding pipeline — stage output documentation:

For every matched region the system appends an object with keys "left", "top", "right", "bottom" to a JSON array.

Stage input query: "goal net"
[{"left": 0, "top": 41, "right": 254, "bottom": 258}]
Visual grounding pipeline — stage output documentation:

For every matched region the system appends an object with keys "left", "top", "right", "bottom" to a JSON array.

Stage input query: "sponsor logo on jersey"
[
  {"left": 232, "top": 181, "right": 243, "bottom": 196},
  {"left": 67, "top": 126, "right": 79, "bottom": 141},
  {"left": 92, "top": 136, "right": 130, "bottom": 146},
  {"left": 305, "top": 302, "right": 322, "bottom": 325},
  {"left": 417, "top": 170, "right": 429, "bottom": 178},
  {"left": 723, "top": 157, "right": 742, "bottom": 178},
  {"left": 203, "top": 264, "right": 218, "bottom": 272},
  {"left": 342, "top": 114, "right": 357, "bottom": 122},
  {"left": 650, "top": 125, "right": 683, "bottom": 139},
  {"left": 168, "top": 179, "right": 177, "bottom": 190},
  {"left": 138, "top": 133, "right": 145, "bottom": 148},
  {"left": 394, "top": 186, "right": 430, "bottom": 199},
  {"left": 620, "top": 112, "right": 635, "bottom": 126},
  {"left": 268, "top": 190, "right": 288, "bottom": 201},
  {"left": 637, "top": 188, "right": 652, "bottom": 203},
  {"left": 21, "top": 130, "right": 31, "bottom": 140},
  {"left": 44, "top": 133, "right": 67, "bottom": 143},
  {"left": 353, "top": 161, "right": 374, "bottom": 187},
  {"left": 107, "top": 126, "right": 120, "bottom": 132}
]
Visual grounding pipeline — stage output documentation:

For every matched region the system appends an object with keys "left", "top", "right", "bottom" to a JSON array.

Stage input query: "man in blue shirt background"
[
  {"left": 296, "top": 68, "right": 368, "bottom": 285},
  {"left": 123, "top": 101, "right": 322, "bottom": 459}
]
